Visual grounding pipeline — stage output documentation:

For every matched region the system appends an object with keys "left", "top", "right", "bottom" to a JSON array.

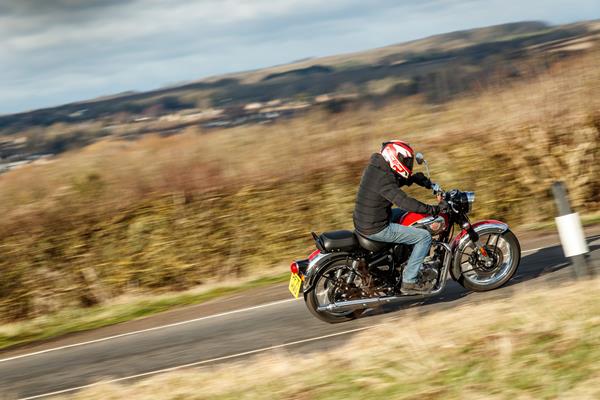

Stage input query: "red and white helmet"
[{"left": 381, "top": 140, "right": 415, "bottom": 179}]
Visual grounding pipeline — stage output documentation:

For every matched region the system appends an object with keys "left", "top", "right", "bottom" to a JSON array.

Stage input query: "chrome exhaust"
[{"left": 316, "top": 296, "right": 409, "bottom": 313}]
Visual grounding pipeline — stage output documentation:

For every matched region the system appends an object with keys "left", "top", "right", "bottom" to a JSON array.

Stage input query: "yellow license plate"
[{"left": 288, "top": 273, "right": 302, "bottom": 298}]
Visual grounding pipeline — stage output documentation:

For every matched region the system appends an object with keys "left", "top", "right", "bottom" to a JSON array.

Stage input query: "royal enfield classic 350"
[{"left": 288, "top": 153, "right": 521, "bottom": 323}]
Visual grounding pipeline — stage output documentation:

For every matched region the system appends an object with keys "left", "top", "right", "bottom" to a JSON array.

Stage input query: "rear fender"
[
  {"left": 302, "top": 252, "right": 351, "bottom": 294},
  {"left": 450, "top": 220, "right": 509, "bottom": 281}
]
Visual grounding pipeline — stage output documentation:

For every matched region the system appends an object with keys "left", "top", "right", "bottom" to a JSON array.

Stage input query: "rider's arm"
[
  {"left": 407, "top": 172, "right": 432, "bottom": 189},
  {"left": 379, "top": 174, "right": 439, "bottom": 215}
]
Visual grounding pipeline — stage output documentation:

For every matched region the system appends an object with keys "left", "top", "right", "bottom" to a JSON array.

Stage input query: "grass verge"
[
  {"left": 0, "top": 272, "right": 288, "bottom": 351},
  {"left": 60, "top": 278, "right": 600, "bottom": 400}
]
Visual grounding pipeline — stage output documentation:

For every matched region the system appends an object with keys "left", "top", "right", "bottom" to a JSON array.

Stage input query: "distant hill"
[
  {"left": 0, "top": 20, "right": 598, "bottom": 138},
  {"left": 263, "top": 65, "right": 335, "bottom": 81}
]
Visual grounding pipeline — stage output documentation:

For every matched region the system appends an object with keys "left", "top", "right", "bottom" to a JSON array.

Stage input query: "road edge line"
[
  {"left": 18, "top": 325, "right": 373, "bottom": 400},
  {"left": 0, "top": 298, "right": 298, "bottom": 364}
]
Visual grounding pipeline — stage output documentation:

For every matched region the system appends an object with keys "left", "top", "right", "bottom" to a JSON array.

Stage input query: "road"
[{"left": 1, "top": 231, "right": 599, "bottom": 399}]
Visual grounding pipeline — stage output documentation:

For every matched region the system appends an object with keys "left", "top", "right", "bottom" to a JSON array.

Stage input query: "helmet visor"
[{"left": 400, "top": 155, "right": 414, "bottom": 172}]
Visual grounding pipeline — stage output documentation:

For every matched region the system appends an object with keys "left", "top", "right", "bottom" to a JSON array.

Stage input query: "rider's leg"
[
  {"left": 367, "top": 223, "right": 432, "bottom": 283},
  {"left": 400, "top": 227, "right": 432, "bottom": 283}
]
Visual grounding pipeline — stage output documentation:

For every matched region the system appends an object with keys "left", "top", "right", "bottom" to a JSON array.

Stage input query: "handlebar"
[{"left": 431, "top": 182, "right": 444, "bottom": 196}]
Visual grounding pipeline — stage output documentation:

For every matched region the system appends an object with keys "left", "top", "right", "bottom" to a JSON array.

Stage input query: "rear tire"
[
  {"left": 457, "top": 230, "right": 521, "bottom": 292},
  {"left": 305, "top": 259, "right": 363, "bottom": 324}
]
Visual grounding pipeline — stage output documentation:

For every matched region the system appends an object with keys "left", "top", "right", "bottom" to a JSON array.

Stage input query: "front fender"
[
  {"left": 450, "top": 220, "right": 509, "bottom": 281},
  {"left": 302, "top": 252, "right": 351, "bottom": 294}
]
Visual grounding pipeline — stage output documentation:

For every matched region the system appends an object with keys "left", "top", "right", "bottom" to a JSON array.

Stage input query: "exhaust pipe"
[{"left": 316, "top": 295, "right": 417, "bottom": 313}]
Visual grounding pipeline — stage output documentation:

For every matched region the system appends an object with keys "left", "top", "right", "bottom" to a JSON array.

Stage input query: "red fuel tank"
[{"left": 397, "top": 212, "right": 430, "bottom": 226}]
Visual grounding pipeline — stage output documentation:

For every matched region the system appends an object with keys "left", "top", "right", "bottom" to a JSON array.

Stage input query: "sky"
[{"left": 1, "top": 0, "right": 599, "bottom": 114}]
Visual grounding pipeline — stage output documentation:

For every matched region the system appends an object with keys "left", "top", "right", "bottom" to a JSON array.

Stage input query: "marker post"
[{"left": 552, "top": 182, "right": 592, "bottom": 278}]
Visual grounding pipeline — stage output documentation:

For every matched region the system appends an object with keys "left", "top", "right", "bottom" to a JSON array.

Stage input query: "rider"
[{"left": 353, "top": 140, "right": 446, "bottom": 295}]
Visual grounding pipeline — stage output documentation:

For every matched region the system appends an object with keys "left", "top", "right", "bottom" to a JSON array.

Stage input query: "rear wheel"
[
  {"left": 305, "top": 258, "right": 364, "bottom": 323},
  {"left": 456, "top": 230, "right": 521, "bottom": 291}
]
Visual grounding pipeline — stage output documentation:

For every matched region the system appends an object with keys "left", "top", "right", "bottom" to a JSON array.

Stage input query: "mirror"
[
  {"left": 415, "top": 152, "right": 425, "bottom": 165},
  {"left": 415, "top": 152, "right": 431, "bottom": 179}
]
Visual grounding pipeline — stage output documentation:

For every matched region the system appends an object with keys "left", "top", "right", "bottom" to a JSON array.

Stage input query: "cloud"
[{"left": 0, "top": 0, "right": 599, "bottom": 114}]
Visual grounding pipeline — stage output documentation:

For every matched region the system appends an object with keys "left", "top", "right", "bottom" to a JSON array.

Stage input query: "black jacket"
[{"left": 353, "top": 153, "right": 439, "bottom": 235}]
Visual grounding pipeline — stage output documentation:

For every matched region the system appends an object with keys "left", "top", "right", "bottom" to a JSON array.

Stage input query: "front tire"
[
  {"left": 456, "top": 230, "right": 521, "bottom": 292},
  {"left": 305, "top": 258, "right": 363, "bottom": 323}
]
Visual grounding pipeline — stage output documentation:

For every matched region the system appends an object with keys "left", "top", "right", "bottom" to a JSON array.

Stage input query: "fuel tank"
[{"left": 396, "top": 212, "right": 448, "bottom": 235}]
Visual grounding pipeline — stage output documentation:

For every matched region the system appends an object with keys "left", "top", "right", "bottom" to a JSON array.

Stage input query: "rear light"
[
  {"left": 308, "top": 249, "right": 320, "bottom": 261},
  {"left": 290, "top": 262, "right": 299, "bottom": 274}
]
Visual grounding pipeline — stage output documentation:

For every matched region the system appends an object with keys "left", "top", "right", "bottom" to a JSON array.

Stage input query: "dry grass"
[
  {"left": 0, "top": 51, "right": 599, "bottom": 322},
  {"left": 57, "top": 278, "right": 600, "bottom": 400}
]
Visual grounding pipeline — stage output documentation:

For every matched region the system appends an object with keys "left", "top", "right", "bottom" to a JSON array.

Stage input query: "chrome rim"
[
  {"left": 314, "top": 262, "right": 363, "bottom": 315},
  {"left": 459, "top": 233, "right": 515, "bottom": 286}
]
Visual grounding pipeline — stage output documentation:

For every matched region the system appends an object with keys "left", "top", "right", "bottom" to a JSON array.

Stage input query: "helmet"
[{"left": 381, "top": 140, "right": 414, "bottom": 179}]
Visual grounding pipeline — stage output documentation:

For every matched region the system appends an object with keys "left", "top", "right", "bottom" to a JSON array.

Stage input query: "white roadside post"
[{"left": 552, "top": 181, "right": 591, "bottom": 279}]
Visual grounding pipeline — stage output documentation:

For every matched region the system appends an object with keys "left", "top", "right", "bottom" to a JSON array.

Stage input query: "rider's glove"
[
  {"left": 428, "top": 204, "right": 440, "bottom": 215},
  {"left": 429, "top": 200, "right": 450, "bottom": 216},
  {"left": 438, "top": 200, "right": 451, "bottom": 214}
]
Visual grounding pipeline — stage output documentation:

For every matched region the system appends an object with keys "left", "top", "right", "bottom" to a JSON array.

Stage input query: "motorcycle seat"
[
  {"left": 319, "top": 230, "right": 358, "bottom": 252},
  {"left": 355, "top": 231, "right": 390, "bottom": 252}
]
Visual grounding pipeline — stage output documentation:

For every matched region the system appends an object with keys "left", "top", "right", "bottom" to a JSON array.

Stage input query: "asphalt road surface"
[{"left": 1, "top": 231, "right": 599, "bottom": 399}]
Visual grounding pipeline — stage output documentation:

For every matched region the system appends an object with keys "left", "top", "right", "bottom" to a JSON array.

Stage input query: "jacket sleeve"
[
  {"left": 408, "top": 172, "right": 433, "bottom": 189},
  {"left": 380, "top": 174, "right": 438, "bottom": 215}
]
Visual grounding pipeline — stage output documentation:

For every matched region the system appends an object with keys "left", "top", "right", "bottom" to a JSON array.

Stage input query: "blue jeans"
[{"left": 367, "top": 209, "right": 432, "bottom": 283}]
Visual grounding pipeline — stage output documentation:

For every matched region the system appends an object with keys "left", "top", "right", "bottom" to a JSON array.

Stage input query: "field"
[
  {"left": 0, "top": 49, "right": 599, "bottom": 326},
  {"left": 57, "top": 278, "right": 600, "bottom": 400}
]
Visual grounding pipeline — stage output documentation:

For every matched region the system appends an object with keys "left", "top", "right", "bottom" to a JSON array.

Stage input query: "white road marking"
[
  {"left": 521, "top": 247, "right": 544, "bottom": 255},
  {"left": 521, "top": 234, "right": 600, "bottom": 256},
  {"left": 4, "top": 236, "right": 598, "bottom": 364},
  {"left": 0, "top": 298, "right": 298, "bottom": 363},
  {"left": 18, "top": 325, "right": 373, "bottom": 400}
]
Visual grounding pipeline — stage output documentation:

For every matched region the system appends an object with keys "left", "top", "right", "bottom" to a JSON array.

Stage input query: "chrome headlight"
[{"left": 465, "top": 192, "right": 475, "bottom": 213}]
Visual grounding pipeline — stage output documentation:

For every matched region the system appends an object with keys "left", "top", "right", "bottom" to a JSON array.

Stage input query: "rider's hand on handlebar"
[{"left": 438, "top": 199, "right": 451, "bottom": 214}]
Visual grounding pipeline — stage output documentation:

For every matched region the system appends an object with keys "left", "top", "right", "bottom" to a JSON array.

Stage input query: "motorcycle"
[{"left": 288, "top": 152, "right": 521, "bottom": 323}]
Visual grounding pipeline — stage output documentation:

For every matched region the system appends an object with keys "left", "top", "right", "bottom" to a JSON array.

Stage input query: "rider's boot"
[
  {"left": 400, "top": 280, "right": 432, "bottom": 295},
  {"left": 400, "top": 265, "right": 436, "bottom": 295}
]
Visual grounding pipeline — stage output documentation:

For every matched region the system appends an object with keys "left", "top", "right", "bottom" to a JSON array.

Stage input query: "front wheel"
[
  {"left": 455, "top": 230, "right": 521, "bottom": 292},
  {"left": 305, "top": 258, "right": 364, "bottom": 323}
]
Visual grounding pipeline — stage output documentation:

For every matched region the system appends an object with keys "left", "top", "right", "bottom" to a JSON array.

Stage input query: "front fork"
[{"left": 465, "top": 223, "right": 494, "bottom": 264}]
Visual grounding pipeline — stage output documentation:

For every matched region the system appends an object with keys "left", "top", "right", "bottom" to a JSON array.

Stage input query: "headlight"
[
  {"left": 448, "top": 190, "right": 475, "bottom": 214},
  {"left": 465, "top": 192, "right": 475, "bottom": 213}
]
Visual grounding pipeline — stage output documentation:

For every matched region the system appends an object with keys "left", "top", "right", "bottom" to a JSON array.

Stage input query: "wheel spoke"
[
  {"left": 461, "top": 260, "right": 487, "bottom": 274},
  {"left": 491, "top": 234, "right": 500, "bottom": 248},
  {"left": 461, "top": 260, "right": 478, "bottom": 274},
  {"left": 314, "top": 263, "right": 358, "bottom": 309}
]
